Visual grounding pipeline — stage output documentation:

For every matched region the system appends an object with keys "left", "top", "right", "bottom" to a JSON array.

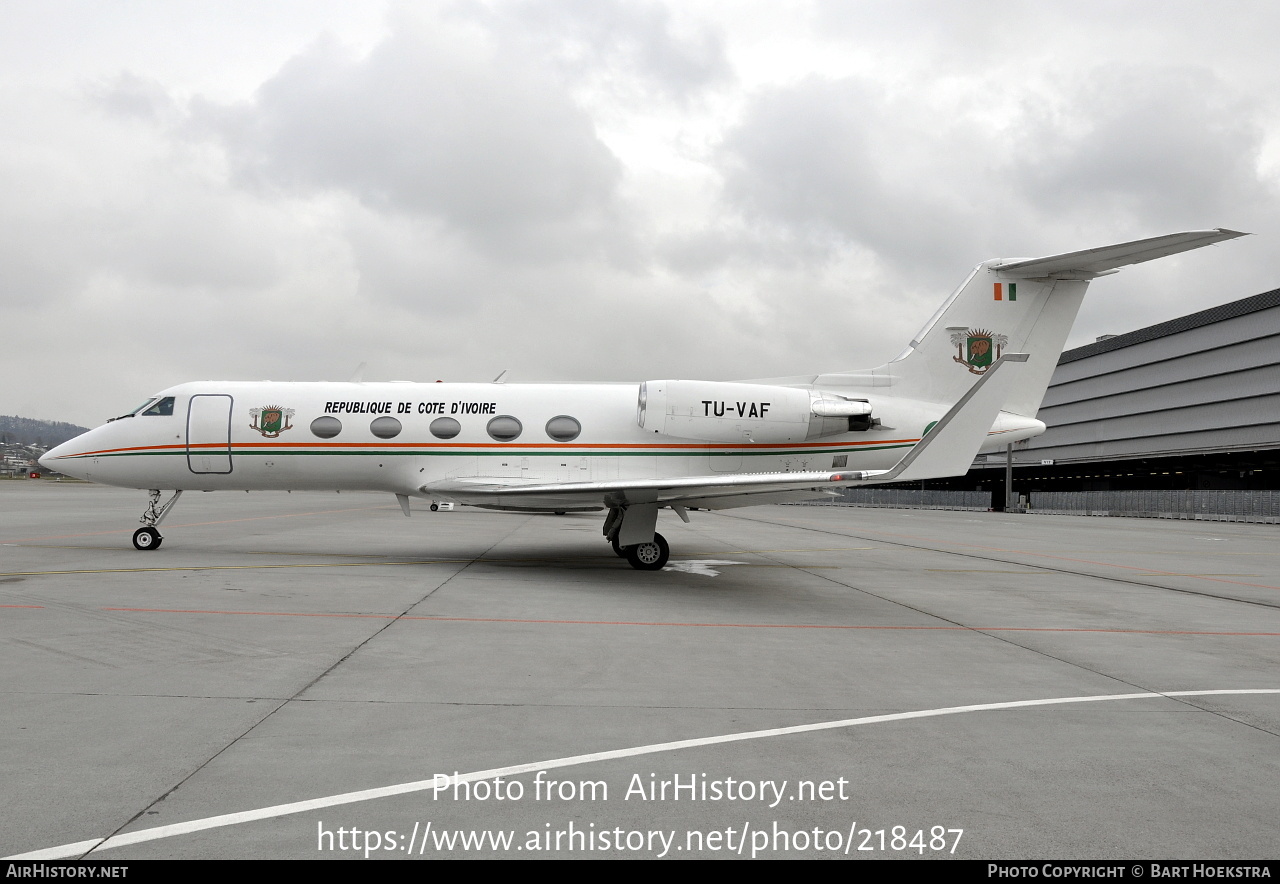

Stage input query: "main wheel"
[
  {"left": 625, "top": 533, "right": 669, "bottom": 571},
  {"left": 430, "top": 503, "right": 439, "bottom": 512},
  {"left": 610, "top": 536, "right": 627, "bottom": 558},
  {"left": 132, "top": 527, "right": 163, "bottom": 551}
]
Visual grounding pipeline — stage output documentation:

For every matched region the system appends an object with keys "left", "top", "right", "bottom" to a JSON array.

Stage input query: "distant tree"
[{"left": 0, "top": 416, "right": 90, "bottom": 449}]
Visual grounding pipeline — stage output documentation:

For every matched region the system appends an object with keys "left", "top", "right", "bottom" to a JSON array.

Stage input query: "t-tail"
[{"left": 815, "top": 229, "right": 1247, "bottom": 416}]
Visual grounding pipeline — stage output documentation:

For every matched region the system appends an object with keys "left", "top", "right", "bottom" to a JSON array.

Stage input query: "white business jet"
[{"left": 41, "top": 230, "right": 1244, "bottom": 569}]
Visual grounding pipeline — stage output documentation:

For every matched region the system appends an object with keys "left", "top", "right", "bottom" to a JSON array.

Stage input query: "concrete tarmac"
[{"left": 2, "top": 481, "right": 1278, "bottom": 860}]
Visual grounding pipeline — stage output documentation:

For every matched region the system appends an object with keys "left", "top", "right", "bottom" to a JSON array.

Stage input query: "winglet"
[{"left": 868, "top": 353, "right": 1029, "bottom": 484}]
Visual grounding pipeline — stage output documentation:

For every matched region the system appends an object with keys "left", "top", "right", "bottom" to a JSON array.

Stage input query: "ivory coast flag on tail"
[{"left": 994, "top": 282, "right": 1017, "bottom": 301}]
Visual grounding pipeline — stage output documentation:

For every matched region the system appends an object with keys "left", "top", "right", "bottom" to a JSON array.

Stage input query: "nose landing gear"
[{"left": 133, "top": 489, "right": 182, "bottom": 551}]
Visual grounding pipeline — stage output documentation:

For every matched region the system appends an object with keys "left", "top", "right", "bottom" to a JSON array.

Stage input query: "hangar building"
[{"left": 968, "top": 286, "right": 1280, "bottom": 504}]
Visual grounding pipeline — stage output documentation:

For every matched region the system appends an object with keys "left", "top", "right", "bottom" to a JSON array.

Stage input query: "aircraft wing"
[
  {"left": 990, "top": 228, "right": 1247, "bottom": 279},
  {"left": 424, "top": 469, "right": 866, "bottom": 511},
  {"left": 422, "top": 354, "right": 1028, "bottom": 512}
]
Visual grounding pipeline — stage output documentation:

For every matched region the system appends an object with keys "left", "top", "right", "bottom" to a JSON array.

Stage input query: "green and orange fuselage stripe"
[{"left": 52, "top": 438, "right": 923, "bottom": 459}]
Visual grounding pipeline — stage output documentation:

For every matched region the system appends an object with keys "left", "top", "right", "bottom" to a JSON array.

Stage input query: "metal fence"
[
  {"left": 802, "top": 488, "right": 991, "bottom": 511},
  {"left": 1029, "top": 490, "right": 1280, "bottom": 523}
]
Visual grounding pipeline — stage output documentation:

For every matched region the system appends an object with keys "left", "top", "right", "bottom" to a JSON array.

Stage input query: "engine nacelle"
[{"left": 637, "top": 380, "right": 873, "bottom": 443}]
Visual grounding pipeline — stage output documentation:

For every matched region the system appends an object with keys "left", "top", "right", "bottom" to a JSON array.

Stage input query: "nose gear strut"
[{"left": 134, "top": 489, "right": 182, "bottom": 551}]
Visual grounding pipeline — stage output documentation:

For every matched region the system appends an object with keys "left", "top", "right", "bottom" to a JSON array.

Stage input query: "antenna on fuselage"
[
  {"left": 492, "top": 369, "right": 509, "bottom": 384},
  {"left": 349, "top": 362, "right": 367, "bottom": 383}
]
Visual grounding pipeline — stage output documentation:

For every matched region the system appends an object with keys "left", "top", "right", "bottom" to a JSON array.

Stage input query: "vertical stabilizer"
[
  {"left": 877, "top": 266, "right": 1084, "bottom": 415},
  {"left": 815, "top": 229, "right": 1246, "bottom": 416}
]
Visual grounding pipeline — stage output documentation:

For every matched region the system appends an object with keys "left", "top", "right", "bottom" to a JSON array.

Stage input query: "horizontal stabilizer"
[{"left": 991, "top": 229, "right": 1247, "bottom": 279}]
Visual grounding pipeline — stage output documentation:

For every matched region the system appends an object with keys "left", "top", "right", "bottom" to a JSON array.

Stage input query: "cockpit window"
[
  {"left": 141, "top": 397, "right": 175, "bottom": 416},
  {"left": 110, "top": 398, "right": 158, "bottom": 421}
]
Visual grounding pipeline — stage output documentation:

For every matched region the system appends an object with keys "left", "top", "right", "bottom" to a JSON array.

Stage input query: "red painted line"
[
  {"left": 96, "top": 607, "right": 1280, "bottom": 635},
  {"left": 1, "top": 605, "right": 45, "bottom": 609}
]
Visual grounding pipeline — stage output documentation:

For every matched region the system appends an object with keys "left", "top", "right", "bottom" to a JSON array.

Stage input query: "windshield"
[
  {"left": 109, "top": 398, "right": 159, "bottom": 422},
  {"left": 141, "top": 397, "right": 175, "bottom": 416}
]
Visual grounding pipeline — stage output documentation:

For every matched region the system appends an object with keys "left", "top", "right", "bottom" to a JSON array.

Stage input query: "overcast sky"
[{"left": 5, "top": 0, "right": 1279, "bottom": 427}]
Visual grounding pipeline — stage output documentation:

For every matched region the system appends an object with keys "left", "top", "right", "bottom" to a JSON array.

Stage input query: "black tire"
[
  {"left": 430, "top": 503, "right": 439, "bottom": 512},
  {"left": 132, "top": 527, "right": 162, "bottom": 551},
  {"left": 611, "top": 537, "right": 627, "bottom": 558},
  {"left": 625, "top": 533, "right": 669, "bottom": 571}
]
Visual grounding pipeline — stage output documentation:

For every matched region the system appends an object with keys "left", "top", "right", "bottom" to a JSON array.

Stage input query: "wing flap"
[{"left": 423, "top": 469, "right": 871, "bottom": 509}]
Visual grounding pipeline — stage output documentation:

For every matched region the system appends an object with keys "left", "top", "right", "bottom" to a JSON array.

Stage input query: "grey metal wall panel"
[
  {"left": 1023, "top": 296, "right": 1280, "bottom": 465},
  {"left": 1050, "top": 307, "right": 1280, "bottom": 385},
  {"left": 1034, "top": 394, "right": 1280, "bottom": 447},
  {"left": 1029, "top": 490, "right": 1280, "bottom": 523},
  {"left": 1040, "top": 364, "right": 1280, "bottom": 425},
  {"left": 1041, "top": 334, "right": 1280, "bottom": 407},
  {"left": 1024, "top": 422, "right": 1280, "bottom": 462}
]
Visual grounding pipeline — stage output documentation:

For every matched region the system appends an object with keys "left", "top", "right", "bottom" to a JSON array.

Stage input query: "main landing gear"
[
  {"left": 133, "top": 489, "right": 182, "bottom": 551},
  {"left": 609, "top": 533, "right": 670, "bottom": 569},
  {"left": 624, "top": 534, "right": 669, "bottom": 570},
  {"left": 604, "top": 505, "right": 671, "bottom": 571}
]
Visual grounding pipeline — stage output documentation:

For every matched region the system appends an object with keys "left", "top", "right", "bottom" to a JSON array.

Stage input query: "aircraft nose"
[
  {"left": 39, "top": 437, "right": 86, "bottom": 477},
  {"left": 39, "top": 442, "right": 67, "bottom": 472}
]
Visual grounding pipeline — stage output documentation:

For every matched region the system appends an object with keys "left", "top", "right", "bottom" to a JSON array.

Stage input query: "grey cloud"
[
  {"left": 86, "top": 72, "right": 181, "bottom": 124},
  {"left": 1011, "top": 66, "right": 1271, "bottom": 229},
  {"left": 718, "top": 76, "right": 1005, "bottom": 282},
  {"left": 192, "top": 23, "right": 624, "bottom": 258},
  {"left": 718, "top": 60, "right": 1275, "bottom": 287},
  {"left": 477, "top": 0, "right": 732, "bottom": 98}
]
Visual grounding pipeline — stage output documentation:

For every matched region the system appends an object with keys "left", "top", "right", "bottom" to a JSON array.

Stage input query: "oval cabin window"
[
  {"left": 370, "top": 416, "right": 402, "bottom": 439},
  {"left": 430, "top": 417, "right": 461, "bottom": 439},
  {"left": 310, "top": 416, "right": 342, "bottom": 439},
  {"left": 545, "top": 415, "right": 581, "bottom": 442},
  {"left": 486, "top": 415, "right": 522, "bottom": 441}
]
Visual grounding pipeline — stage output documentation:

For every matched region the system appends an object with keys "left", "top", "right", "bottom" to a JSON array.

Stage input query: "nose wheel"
[{"left": 133, "top": 526, "right": 163, "bottom": 550}]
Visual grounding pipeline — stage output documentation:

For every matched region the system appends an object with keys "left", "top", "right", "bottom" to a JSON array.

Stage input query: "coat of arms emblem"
[
  {"left": 249, "top": 405, "right": 295, "bottom": 438},
  {"left": 950, "top": 328, "right": 1008, "bottom": 375}
]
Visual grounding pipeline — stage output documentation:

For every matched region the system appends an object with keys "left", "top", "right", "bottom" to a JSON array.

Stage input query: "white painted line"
[
  {"left": 8, "top": 688, "right": 1278, "bottom": 859},
  {"left": 662, "top": 559, "right": 743, "bottom": 576},
  {"left": 10, "top": 838, "right": 106, "bottom": 860}
]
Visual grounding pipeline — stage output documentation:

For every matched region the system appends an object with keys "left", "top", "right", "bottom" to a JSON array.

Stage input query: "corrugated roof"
[{"left": 1059, "top": 287, "right": 1280, "bottom": 365}]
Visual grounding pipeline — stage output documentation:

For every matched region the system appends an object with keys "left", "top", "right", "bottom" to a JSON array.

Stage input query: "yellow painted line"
[
  {"left": 7, "top": 544, "right": 470, "bottom": 560},
  {"left": 0, "top": 557, "right": 847, "bottom": 578},
  {"left": 0, "top": 560, "right": 479, "bottom": 577},
  {"left": 926, "top": 569, "right": 1053, "bottom": 574},
  {"left": 685, "top": 548, "right": 875, "bottom": 554},
  {"left": 9, "top": 545, "right": 873, "bottom": 558},
  {"left": 1133, "top": 574, "right": 1261, "bottom": 578}
]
